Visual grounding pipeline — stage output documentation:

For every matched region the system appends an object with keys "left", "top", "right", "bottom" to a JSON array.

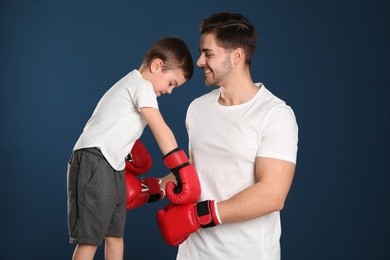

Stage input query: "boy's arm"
[
  {"left": 140, "top": 107, "right": 178, "bottom": 155},
  {"left": 140, "top": 107, "right": 200, "bottom": 204},
  {"left": 139, "top": 106, "right": 177, "bottom": 187}
]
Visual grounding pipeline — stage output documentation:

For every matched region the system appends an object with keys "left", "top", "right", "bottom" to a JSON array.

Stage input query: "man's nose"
[{"left": 196, "top": 55, "right": 205, "bottom": 67}]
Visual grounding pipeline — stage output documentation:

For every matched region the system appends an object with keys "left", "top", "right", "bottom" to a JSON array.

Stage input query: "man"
[{"left": 157, "top": 12, "right": 298, "bottom": 259}]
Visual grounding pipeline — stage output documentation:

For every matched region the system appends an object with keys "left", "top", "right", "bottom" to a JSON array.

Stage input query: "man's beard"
[{"left": 205, "top": 55, "right": 232, "bottom": 87}]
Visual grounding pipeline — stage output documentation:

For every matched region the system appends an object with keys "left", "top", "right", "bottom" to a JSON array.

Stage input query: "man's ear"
[
  {"left": 149, "top": 58, "right": 164, "bottom": 73},
  {"left": 232, "top": 48, "right": 245, "bottom": 65}
]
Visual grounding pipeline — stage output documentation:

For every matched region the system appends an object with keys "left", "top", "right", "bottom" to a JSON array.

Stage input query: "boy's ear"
[{"left": 149, "top": 58, "right": 164, "bottom": 73}]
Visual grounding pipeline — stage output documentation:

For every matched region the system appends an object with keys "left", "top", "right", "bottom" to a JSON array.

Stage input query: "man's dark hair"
[{"left": 200, "top": 12, "right": 258, "bottom": 65}]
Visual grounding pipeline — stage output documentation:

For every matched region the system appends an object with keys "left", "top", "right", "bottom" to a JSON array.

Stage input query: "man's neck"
[{"left": 218, "top": 74, "right": 259, "bottom": 106}]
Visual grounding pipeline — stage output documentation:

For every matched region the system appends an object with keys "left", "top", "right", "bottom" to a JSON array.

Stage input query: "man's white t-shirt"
[
  {"left": 73, "top": 69, "right": 158, "bottom": 171},
  {"left": 178, "top": 84, "right": 298, "bottom": 260}
]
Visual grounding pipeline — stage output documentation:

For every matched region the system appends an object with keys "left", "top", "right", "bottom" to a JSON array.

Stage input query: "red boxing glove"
[
  {"left": 157, "top": 200, "right": 221, "bottom": 246},
  {"left": 163, "top": 148, "right": 201, "bottom": 205},
  {"left": 125, "top": 173, "right": 164, "bottom": 210},
  {"left": 125, "top": 140, "right": 152, "bottom": 176}
]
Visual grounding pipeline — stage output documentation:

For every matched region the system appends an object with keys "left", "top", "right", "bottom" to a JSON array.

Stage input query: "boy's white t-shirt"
[
  {"left": 73, "top": 69, "right": 158, "bottom": 171},
  {"left": 179, "top": 84, "right": 298, "bottom": 260}
]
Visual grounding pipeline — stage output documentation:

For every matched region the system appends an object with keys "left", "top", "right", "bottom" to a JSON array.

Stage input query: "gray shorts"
[{"left": 67, "top": 147, "right": 126, "bottom": 245}]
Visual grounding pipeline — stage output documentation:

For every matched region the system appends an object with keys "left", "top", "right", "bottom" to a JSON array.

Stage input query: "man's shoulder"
[
  {"left": 259, "top": 86, "right": 290, "bottom": 107},
  {"left": 191, "top": 88, "right": 219, "bottom": 104}
]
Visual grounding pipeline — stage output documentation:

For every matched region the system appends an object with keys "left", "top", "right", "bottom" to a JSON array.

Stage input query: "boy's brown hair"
[{"left": 143, "top": 37, "right": 194, "bottom": 80}]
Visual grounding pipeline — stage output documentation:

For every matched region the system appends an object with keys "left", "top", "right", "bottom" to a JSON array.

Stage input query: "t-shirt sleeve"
[
  {"left": 132, "top": 81, "right": 159, "bottom": 110},
  {"left": 257, "top": 105, "right": 298, "bottom": 163}
]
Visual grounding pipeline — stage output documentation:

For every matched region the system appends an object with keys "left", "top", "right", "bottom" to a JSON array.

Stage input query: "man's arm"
[
  {"left": 217, "top": 157, "right": 295, "bottom": 223},
  {"left": 160, "top": 173, "right": 176, "bottom": 188},
  {"left": 157, "top": 154, "right": 295, "bottom": 246}
]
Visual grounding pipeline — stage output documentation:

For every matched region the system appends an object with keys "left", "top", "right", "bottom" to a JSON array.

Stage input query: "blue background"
[{"left": 1, "top": 0, "right": 389, "bottom": 259}]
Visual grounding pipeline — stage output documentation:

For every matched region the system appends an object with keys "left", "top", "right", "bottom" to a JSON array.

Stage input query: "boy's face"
[{"left": 150, "top": 69, "right": 186, "bottom": 97}]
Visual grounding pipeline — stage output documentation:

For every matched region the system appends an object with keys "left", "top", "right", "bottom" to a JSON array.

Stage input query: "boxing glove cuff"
[
  {"left": 163, "top": 148, "right": 190, "bottom": 172},
  {"left": 196, "top": 200, "right": 222, "bottom": 228},
  {"left": 143, "top": 178, "right": 165, "bottom": 202}
]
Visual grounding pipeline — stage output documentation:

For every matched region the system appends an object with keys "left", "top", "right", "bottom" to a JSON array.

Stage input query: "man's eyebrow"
[{"left": 199, "top": 48, "right": 213, "bottom": 52}]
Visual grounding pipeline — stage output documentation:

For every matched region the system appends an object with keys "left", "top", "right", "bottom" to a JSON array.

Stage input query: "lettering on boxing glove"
[
  {"left": 163, "top": 148, "right": 201, "bottom": 204},
  {"left": 125, "top": 173, "right": 165, "bottom": 210},
  {"left": 157, "top": 200, "right": 222, "bottom": 246}
]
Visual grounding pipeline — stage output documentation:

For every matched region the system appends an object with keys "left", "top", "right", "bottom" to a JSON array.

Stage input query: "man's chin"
[
  {"left": 205, "top": 82, "right": 218, "bottom": 87},
  {"left": 204, "top": 79, "right": 215, "bottom": 87}
]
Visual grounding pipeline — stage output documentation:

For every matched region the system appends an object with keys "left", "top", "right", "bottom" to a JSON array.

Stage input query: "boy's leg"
[
  {"left": 104, "top": 236, "right": 124, "bottom": 260},
  {"left": 68, "top": 148, "right": 121, "bottom": 242},
  {"left": 104, "top": 168, "right": 126, "bottom": 260},
  {"left": 72, "top": 244, "right": 98, "bottom": 260}
]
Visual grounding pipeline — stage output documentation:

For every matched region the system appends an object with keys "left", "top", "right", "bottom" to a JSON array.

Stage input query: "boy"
[{"left": 67, "top": 36, "right": 200, "bottom": 260}]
